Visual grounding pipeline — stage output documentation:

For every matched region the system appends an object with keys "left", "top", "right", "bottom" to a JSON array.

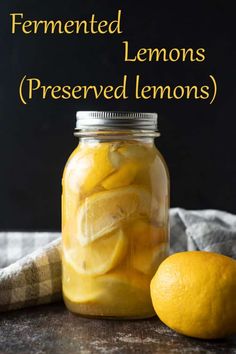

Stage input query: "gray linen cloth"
[{"left": 0, "top": 208, "right": 236, "bottom": 312}]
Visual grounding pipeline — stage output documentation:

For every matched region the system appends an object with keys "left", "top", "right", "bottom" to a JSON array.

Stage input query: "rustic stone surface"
[{"left": 0, "top": 302, "right": 235, "bottom": 354}]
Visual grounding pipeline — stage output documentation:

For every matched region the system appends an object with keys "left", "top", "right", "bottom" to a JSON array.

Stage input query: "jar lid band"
[{"left": 75, "top": 111, "right": 158, "bottom": 131}]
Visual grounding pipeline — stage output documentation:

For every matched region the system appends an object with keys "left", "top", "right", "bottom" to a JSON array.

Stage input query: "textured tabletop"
[{"left": 0, "top": 303, "right": 235, "bottom": 354}]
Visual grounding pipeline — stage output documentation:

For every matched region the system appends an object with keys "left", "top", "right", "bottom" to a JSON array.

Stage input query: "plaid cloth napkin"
[
  {"left": 0, "top": 209, "right": 236, "bottom": 312},
  {"left": 0, "top": 234, "right": 61, "bottom": 312}
]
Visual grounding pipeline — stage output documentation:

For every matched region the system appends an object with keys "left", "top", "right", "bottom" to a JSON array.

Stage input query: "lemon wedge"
[
  {"left": 77, "top": 185, "right": 158, "bottom": 245},
  {"left": 63, "top": 264, "right": 154, "bottom": 317},
  {"left": 131, "top": 243, "right": 168, "bottom": 275},
  {"left": 125, "top": 220, "right": 168, "bottom": 275},
  {"left": 64, "top": 229, "right": 127, "bottom": 276},
  {"left": 101, "top": 161, "right": 140, "bottom": 190},
  {"left": 66, "top": 143, "right": 122, "bottom": 195},
  {"left": 101, "top": 142, "right": 155, "bottom": 190},
  {"left": 62, "top": 255, "right": 103, "bottom": 303},
  {"left": 118, "top": 143, "right": 155, "bottom": 162},
  {"left": 94, "top": 270, "right": 155, "bottom": 317},
  {"left": 126, "top": 219, "right": 167, "bottom": 246}
]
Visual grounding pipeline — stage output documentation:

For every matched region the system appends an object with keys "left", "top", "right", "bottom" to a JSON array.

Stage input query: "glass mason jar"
[{"left": 62, "top": 111, "right": 169, "bottom": 319}]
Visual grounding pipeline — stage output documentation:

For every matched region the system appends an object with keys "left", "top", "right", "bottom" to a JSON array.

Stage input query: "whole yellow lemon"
[{"left": 150, "top": 251, "right": 236, "bottom": 339}]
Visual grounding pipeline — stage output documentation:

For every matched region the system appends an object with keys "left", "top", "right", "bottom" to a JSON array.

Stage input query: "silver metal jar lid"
[{"left": 75, "top": 111, "right": 158, "bottom": 131}]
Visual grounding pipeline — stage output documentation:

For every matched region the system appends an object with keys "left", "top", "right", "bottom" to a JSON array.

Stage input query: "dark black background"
[{"left": 0, "top": 1, "right": 235, "bottom": 230}]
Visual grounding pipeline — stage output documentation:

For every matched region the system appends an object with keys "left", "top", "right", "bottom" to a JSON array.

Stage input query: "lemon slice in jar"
[
  {"left": 65, "top": 229, "right": 127, "bottom": 276},
  {"left": 101, "top": 161, "right": 140, "bottom": 190},
  {"left": 118, "top": 143, "right": 156, "bottom": 162},
  {"left": 62, "top": 258, "right": 154, "bottom": 317},
  {"left": 93, "top": 270, "right": 155, "bottom": 317},
  {"left": 126, "top": 219, "right": 168, "bottom": 275},
  {"left": 101, "top": 143, "right": 156, "bottom": 190},
  {"left": 77, "top": 185, "right": 158, "bottom": 246},
  {"left": 131, "top": 243, "right": 168, "bottom": 275},
  {"left": 62, "top": 255, "right": 103, "bottom": 303},
  {"left": 67, "top": 143, "right": 122, "bottom": 195}
]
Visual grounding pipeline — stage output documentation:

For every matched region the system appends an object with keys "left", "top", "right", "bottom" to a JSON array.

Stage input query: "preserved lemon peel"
[
  {"left": 118, "top": 143, "right": 155, "bottom": 162},
  {"left": 62, "top": 257, "right": 104, "bottom": 303},
  {"left": 77, "top": 185, "right": 158, "bottom": 246},
  {"left": 101, "top": 142, "right": 155, "bottom": 190},
  {"left": 131, "top": 243, "right": 168, "bottom": 275},
  {"left": 126, "top": 220, "right": 167, "bottom": 275},
  {"left": 95, "top": 271, "right": 154, "bottom": 315},
  {"left": 67, "top": 143, "right": 123, "bottom": 195},
  {"left": 64, "top": 229, "right": 127, "bottom": 276},
  {"left": 63, "top": 262, "right": 155, "bottom": 316},
  {"left": 101, "top": 161, "right": 140, "bottom": 189},
  {"left": 126, "top": 219, "right": 166, "bottom": 246}
]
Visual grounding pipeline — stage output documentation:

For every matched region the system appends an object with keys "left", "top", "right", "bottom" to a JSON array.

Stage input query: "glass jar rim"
[{"left": 74, "top": 130, "right": 160, "bottom": 138}]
